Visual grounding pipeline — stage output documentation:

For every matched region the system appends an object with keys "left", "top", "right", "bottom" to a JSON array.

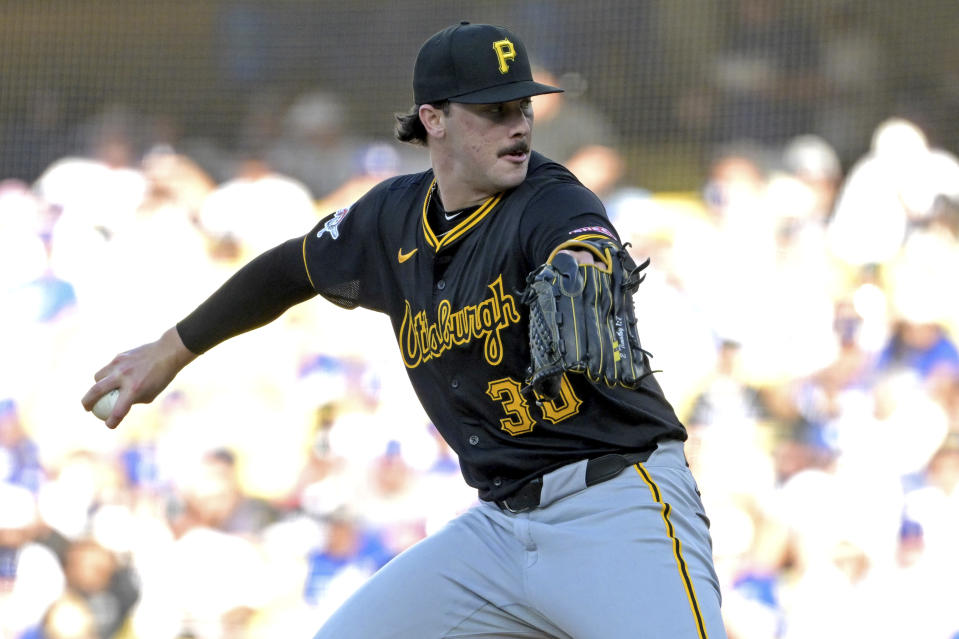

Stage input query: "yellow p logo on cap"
[{"left": 492, "top": 39, "right": 516, "bottom": 74}]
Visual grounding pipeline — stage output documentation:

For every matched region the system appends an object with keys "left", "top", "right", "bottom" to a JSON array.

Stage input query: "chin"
[{"left": 493, "top": 162, "right": 529, "bottom": 190}]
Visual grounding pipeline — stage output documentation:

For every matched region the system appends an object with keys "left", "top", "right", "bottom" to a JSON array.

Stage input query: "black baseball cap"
[{"left": 413, "top": 22, "right": 563, "bottom": 105}]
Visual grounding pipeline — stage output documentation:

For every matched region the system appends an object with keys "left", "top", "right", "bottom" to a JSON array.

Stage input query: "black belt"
[{"left": 496, "top": 448, "right": 656, "bottom": 514}]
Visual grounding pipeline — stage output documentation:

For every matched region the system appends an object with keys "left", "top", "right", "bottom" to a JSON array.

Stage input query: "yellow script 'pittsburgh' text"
[{"left": 399, "top": 275, "right": 520, "bottom": 368}]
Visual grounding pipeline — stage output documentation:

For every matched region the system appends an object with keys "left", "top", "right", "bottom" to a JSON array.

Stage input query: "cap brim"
[{"left": 448, "top": 80, "right": 563, "bottom": 104}]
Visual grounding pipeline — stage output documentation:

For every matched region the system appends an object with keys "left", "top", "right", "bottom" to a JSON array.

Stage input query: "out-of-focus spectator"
[
  {"left": 139, "top": 145, "right": 217, "bottom": 224},
  {"left": 354, "top": 441, "right": 427, "bottom": 559},
  {"left": 768, "top": 419, "right": 836, "bottom": 488},
  {"left": 117, "top": 447, "right": 274, "bottom": 639},
  {"left": 708, "top": 419, "right": 832, "bottom": 639},
  {"left": 825, "top": 368, "right": 946, "bottom": 545},
  {"left": 415, "top": 424, "right": 477, "bottom": 537},
  {"left": 3, "top": 88, "right": 75, "bottom": 184},
  {"left": 150, "top": 526, "right": 268, "bottom": 639},
  {"left": 294, "top": 409, "right": 371, "bottom": 529},
  {"left": 424, "top": 423, "right": 458, "bottom": 477},
  {"left": 903, "top": 434, "right": 959, "bottom": 569},
  {"left": 36, "top": 451, "right": 130, "bottom": 544},
  {"left": 877, "top": 318, "right": 959, "bottom": 383},
  {"left": 104, "top": 147, "right": 216, "bottom": 340},
  {"left": 779, "top": 134, "right": 843, "bottom": 229},
  {"left": 314, "top": 142, "right": 420, "bottom": 214},
  {"left": 171, "top": 448, "right": 280, "bottom": 539},
  {"left": 234, "top": 90, "right": 288, "bottom": 169},
  {"left": 778, "top": 537, "right": 893, "bottom": 639},
  {"left": 38, "top": 105, "right": 147, "bottom": 238},
  {"left": 888, "top": 191, "right": 959, "bottom": 345},
  {"left": 604, "top": 189, "right": 722, "bottom": 412},
  {"left": 197, "top": 151, "right": 318, "bottom": 264},
  {"left": 684, "top": 339, "right": 777, "bottom": 608},
  {"left": 674, "top": 144, "right": 775, "bottom": 342},
  {"left": 0, "top": 180, "right": 76, "bottom": 330},
  {"left": 302, "top": 506, "right": 391, "bottom": 624},
  {"left": 756, "top": 432, "right": 842, "bottom": 569},
  {"left": 674, "top": 143, "right": 836, "bottom": 383},
  {"left": 827, "top": 117, "right": 959, "bottom": 267},
  {"left": 721, "top": 136, "right": 846, "bottom": 383},
  {"left": 880, "top": 516, "right": 959, "bottom": 639},
  {"left": 0, "top": 399, "right": 45, "bottom": 493},
  {"left": 285, "top": 404, "right": 344, "bottom": 512},
  {"left": 530, "top": 67, "right": 625, "bottom": 199},
  {"left": 35, "top": 593, "right": 99, "bottom": 639},
  {"left": 878, "top": 195, "right": 959, "bottom": 387},
  {"left": 794, "top": 299, "right": 874, "bottom": 430},
  {"left": 0, "top": 482, "right": 66, "bottom": 638},
  {"left": 687, "top": 340, "right": 766, "bottom": 433},
  {"left": 264, "top": 90, "right": 368, "bottom": 201},
  {"left": 58, "top": 538, "right": 139, "bottom": 639},
  {"left": 872, "top": 439, "right": 959, "bottom": 639},
  {"left": 38, "top": 108, "right": 148, "bottom": 315}
]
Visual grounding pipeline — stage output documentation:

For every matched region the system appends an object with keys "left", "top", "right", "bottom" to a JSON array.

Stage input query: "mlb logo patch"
[{"left": 317, "top": 207, "right": 351, "bottom": 240}]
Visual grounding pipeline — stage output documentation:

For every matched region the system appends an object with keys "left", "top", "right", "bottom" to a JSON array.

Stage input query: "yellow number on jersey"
[{"left": 486, "top": 375, "right": 582, "bottom": 436}]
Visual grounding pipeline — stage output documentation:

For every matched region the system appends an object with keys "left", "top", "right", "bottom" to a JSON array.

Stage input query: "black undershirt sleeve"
[{"left": 176, "top": 236, "right": 317, "bottom": 354}]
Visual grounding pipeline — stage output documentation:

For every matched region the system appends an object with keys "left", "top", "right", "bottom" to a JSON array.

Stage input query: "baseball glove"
[{"left": 521, "top": 239, "right": 653, "bottom": 399}]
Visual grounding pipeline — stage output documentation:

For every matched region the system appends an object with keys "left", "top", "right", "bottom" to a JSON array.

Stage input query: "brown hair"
[{"left": 394, "top": 101, "right": 449, "bottom": 146}]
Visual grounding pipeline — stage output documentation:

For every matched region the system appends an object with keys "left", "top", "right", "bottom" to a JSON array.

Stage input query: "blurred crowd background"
[{"left": 2, "top": 1, "right": 959, "bottom": 638}]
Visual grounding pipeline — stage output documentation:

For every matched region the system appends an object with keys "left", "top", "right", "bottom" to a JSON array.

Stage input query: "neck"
[
  {"left": 435, "top": 183, "right": 488, "bottom": 211},
  {"left": 430, "top": 151, "right": 491, "bottom": 211}
]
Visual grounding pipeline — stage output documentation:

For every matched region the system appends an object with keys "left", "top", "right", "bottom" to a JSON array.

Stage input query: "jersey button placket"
[{"left": 436, "top": 279, "right": 446, "bottom": 291}]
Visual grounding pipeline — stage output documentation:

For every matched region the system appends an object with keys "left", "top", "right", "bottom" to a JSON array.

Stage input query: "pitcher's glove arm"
[{"left": 521, "top": 239, "right": 654, "bottom": 399}]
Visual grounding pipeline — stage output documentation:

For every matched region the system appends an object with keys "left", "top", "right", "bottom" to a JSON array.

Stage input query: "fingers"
[
  {"left": 81, "top": 376, "right": 118, "bottom": 412},
  {"left": 82, "top": 351, "right": 136, "bottom": 429},
  {"left": 84, "top": 353, "right": 125, "bottom": 410},
  {"left": 105, "top": 391, "right": 134, "bottom": 430},
  {"left": 93, "top": 357, "right": 120, "bottom": 383}
]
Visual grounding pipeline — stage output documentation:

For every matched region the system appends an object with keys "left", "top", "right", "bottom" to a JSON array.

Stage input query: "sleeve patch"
[
  {"left": 568, "top": 225, "right": 615, "bottom": 239},
  {"left": 316, "top": 207, "right": 352, "bottom": 240}
]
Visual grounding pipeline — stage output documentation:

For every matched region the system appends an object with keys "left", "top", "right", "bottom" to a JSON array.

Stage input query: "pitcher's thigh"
[
  {"left": 531, "top": 466, "right": 726, "bottom": 639},
  {"left": 313, "top": 509, "right": 566, "bottom": 639}
]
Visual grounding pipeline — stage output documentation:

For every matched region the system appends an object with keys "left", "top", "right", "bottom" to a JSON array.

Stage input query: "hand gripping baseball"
[
  {"left": 81, "top": 327, "right": 197, "bottom": 429},
  {"left": 521, "top": 239, "right": 654, "bottom": 399}
]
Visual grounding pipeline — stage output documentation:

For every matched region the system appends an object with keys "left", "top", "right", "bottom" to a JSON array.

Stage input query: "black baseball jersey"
[{"left": 302, "top": 152, "right": 686, "bottom": 501}]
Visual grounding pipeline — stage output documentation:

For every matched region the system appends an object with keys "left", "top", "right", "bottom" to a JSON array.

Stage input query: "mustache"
[{"left": 499, "top": 141, "right": 530, "bottom": 156}]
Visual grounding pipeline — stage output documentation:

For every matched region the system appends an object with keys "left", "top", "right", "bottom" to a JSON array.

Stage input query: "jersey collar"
[{"left": 421, "top": 179, "right": 503, "bottom": 252}]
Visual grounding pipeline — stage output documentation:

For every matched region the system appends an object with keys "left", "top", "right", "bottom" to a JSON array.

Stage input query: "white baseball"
[{"left": 92, "top": 389, "right": 119, "bottom": 421}]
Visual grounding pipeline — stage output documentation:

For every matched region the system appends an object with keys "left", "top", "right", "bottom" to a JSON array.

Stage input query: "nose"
[
  {"left": 507, "top": 103, "right": 531, "bottom": 138},
  {"left": 509, "top": 118, "right": 530, "bottom": 146}
]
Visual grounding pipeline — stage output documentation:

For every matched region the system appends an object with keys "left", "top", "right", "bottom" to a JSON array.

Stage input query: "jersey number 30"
[{"left": 485, "top": 375, "right": 582, "bottom": 435}]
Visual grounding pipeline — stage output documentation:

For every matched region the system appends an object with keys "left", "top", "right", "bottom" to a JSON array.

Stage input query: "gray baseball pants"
[{"left": 313, "top": 439, "right": 726, "bottom": 638}]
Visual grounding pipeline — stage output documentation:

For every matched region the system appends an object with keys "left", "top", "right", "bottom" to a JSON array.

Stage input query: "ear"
[{"left": 419, "top": 104, "right": 446, "bottom": 139}]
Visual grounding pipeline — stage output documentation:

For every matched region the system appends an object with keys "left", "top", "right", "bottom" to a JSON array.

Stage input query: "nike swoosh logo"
[{"left": 397, "top": 247, "right": 418, "bottom": 263}]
